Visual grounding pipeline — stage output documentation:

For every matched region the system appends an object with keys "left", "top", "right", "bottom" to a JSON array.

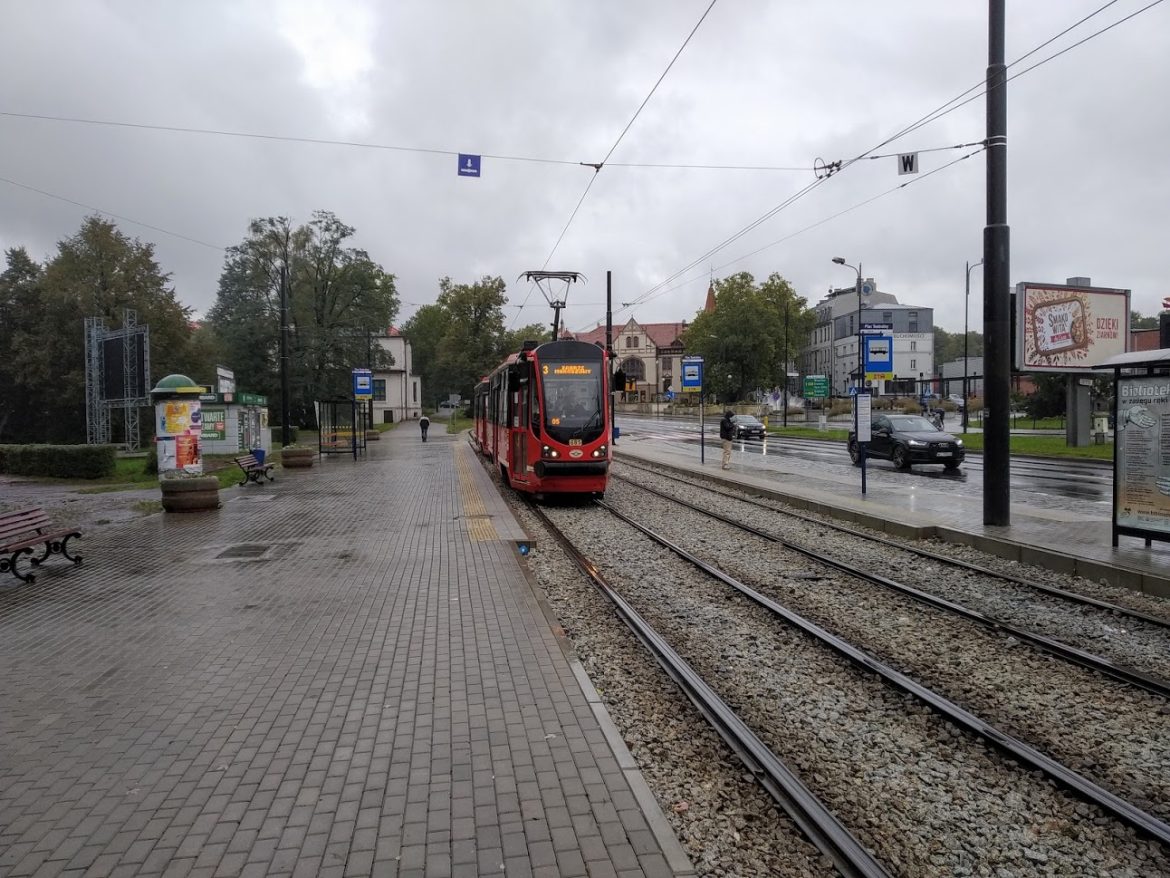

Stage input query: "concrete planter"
[
  {"left": 160, "top": 476, "right": 220, "bottom": 512},
  {"left": 281, "top": 447, "right": 315, "bottom": 468}
]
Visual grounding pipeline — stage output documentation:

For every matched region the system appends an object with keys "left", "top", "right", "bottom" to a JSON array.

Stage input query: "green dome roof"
[{"left": 150, "top": 374, "right": 205, "bottom": 395}]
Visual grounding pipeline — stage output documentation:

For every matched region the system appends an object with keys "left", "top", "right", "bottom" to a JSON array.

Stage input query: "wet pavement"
[{"left": 0, "top": 433, "right": 689, "bottom": 878}]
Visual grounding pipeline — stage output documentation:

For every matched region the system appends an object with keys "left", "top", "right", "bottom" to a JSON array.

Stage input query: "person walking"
[
  {"left": 419, "top": 414, "right": 430, "bottom": 442},
  {"left": 719, "top": 410, "right": 735, "bottom": 470}
]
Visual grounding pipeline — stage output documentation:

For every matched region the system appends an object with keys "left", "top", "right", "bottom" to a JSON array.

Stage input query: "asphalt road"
[{"left": 613, "top": 413, "right": 1112, "bottom": 516}]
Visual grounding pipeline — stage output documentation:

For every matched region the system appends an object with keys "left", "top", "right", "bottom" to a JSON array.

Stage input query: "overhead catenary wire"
[
  {"left": 509, "top": 0, "right": 719, "bottom": 328},
  {"left": 624, "top": 145, "right": 986, "bottom": 317},
  {"left": 614, "top": 0, "right": 1163, "bottom": 323},
  {"left": 0, "top": 173, "right": 226, "bottom": 251}
]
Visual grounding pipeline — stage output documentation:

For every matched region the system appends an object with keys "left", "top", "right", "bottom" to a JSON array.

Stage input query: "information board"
[
  {"left": 681, "top": 355, "right": 703, "bottom": 392},
  {"left": 803, "top": 375, "right": 829, "bottom": 398},
  {"left": 1115, "top": 375, "right": 1170, "bottom": 538}
]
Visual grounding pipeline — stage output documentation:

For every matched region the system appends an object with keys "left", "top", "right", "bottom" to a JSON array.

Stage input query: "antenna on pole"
[{"left": 520, "top": 271, "right": 585, "bottom": 340}]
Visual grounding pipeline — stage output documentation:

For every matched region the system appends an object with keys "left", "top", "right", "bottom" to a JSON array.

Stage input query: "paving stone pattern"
[{"left": 0, "top": 432, "right": 673, "bottom": 877}]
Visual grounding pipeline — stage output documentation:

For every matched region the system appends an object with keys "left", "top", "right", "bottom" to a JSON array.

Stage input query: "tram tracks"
[
  {"left": 602, "top": 472, "right": 1170, "bottom": 821},
  {"left": 617, "top": 459, "right": 1170, "bottom": 679},
  {"left": 525, "top": 498, "right": 1170, "bottom": 875}
]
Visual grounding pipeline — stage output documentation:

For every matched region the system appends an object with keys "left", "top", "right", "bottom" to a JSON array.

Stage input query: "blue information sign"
[
  {"left": 863, "top": 334, "right": 894, "bottom": 379},
  {"left": 680, "top": 355, "right": 703, "bottom": 391},
  {"left": 458, "top": 154, "right": 481, "bottom": 177},
  {"left": 352, "top": 368, "right": 373, "bottom": 401}
]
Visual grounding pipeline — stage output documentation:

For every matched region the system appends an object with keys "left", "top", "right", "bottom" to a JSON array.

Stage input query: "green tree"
[
  {"left": 403, "top": 276, "right": 526, "bottom": 405},
  {"left": 2, "top": 219, "right": 195, "bottom": 443},
  {"left": 0, "top": 248, "right": 44, "bottom": 441},
  {"left": 934, "top": 326, "right": 983, "bottom": 367},
  {"left": 1132, "top": 310, "right": 1159, "bottom": 330},
  {"left": 1024, "top": 374, "right": 1066, "bottom": 419},
  {"left": 682, "top": 272, "right": 812, "bottom": 403},
  {"left": 208, "top": 212, "right": 398, "bottom": 426}
]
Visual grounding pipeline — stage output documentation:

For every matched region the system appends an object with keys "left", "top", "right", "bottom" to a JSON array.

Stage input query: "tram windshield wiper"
[{"left": 573, "top": 407, "right": 602, "bottom": 439}]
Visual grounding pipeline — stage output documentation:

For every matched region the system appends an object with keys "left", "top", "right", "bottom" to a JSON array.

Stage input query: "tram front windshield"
[{"left": 541, "top": 360, "right": 604, "bottom": 442}]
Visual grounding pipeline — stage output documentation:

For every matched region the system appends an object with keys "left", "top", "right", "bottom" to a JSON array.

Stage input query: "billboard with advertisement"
[
  {"left": 1115, "top": 375, "right": 1170, "bottom": 538},
  {"left": 1015, "top": 282, "right": 1129, "bottom": 372}
]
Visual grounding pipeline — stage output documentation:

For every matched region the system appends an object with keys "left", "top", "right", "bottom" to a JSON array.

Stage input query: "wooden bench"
[
  {"left": 0, "top": 507, "right": 83, "bottom": 584},
  {"left": 234, "top": 454, "right": 275, "bottom": 486}
]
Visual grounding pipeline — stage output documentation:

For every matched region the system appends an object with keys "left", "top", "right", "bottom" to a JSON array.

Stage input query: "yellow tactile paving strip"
[{"left": 455, "top": 444, "right": 499, "bottom": 542}]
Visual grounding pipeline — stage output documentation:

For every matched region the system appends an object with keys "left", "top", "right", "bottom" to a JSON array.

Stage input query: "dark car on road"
[
  {"left": 731, "top": 414, "right": 767, "bottom": 440},
  {"left": 848, "top": 413, "right": 965, "bottom": 470}
]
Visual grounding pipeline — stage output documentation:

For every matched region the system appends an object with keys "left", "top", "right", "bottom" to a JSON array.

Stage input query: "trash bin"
[
  {"left": 250, "top": 448, "right": 266, "bottom": 465},
  {"left": 612, "top": 425, "right": 620, "bottom": 443}
]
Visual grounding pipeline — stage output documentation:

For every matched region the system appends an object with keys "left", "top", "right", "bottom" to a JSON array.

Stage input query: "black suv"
[
  {"left": 731, "top": 414, "right": 767, "bottom": 440},
  {"left": 848, "top": 413, "right": 964, "bottom": 470}
]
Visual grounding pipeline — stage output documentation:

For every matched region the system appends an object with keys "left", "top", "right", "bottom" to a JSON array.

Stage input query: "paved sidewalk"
[{"left": 0, "top": 428, "right": 689, "bottom": 877}]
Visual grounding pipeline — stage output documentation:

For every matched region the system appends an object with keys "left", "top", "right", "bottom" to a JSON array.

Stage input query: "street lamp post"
[
  {"left": 832, "top": 257, "right": 867, "bottom": 495},
  {"left": 963, "top": 259, "right": 984, "bottom": 433}
]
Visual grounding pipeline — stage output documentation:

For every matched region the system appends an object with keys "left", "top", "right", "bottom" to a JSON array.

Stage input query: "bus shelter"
[
  {"left": 315, "top": 398, "right": 368, "bottom": 461},
  {"left": 1098, "top": 349, "right": 1170, "bottom": 547}
]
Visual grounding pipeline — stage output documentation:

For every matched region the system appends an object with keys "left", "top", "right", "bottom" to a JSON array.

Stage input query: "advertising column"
[{"left": 150, "top": 374, "right": 206, "bottom": 478}]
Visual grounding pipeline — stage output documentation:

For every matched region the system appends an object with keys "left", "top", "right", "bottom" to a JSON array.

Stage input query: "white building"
[
  {"left": 371, "top": 327, "right": 422, "bottom": 423},
  {"left": 805, "top": 281, "right": 934, "bottom": 396}
]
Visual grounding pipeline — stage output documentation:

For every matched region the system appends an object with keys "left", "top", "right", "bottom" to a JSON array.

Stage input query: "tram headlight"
[
  {"left": 541, "top": 445, "right": 559, "bottom": 458},
  {"left": 592, "top": 444, "right": 608, "bottom": 458}
]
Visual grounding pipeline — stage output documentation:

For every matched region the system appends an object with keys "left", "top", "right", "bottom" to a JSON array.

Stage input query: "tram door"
[{"left": 512, "top": 367, "right": 529, "bottom": 477}]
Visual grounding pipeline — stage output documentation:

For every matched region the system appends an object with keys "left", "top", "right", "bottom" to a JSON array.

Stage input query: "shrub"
[
  {"left": 144, "top": 446, "right": 159, "bottom": 475},
  {"left": 0, "top": 444, "right": 117, "bottom": 479}
]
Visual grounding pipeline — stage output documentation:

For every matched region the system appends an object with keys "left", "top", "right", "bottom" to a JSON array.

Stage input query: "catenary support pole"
[
  {"left": 984, "top": 0, "right": 1011, "bottom": 525},
  {"left": 280, "top": 263, "right": 291, "bottom": 448}
]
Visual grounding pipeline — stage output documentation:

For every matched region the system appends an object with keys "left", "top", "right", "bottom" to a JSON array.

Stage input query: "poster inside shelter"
[{"left": 1116, "top": 375, "right": 1170, "bottom": 535}]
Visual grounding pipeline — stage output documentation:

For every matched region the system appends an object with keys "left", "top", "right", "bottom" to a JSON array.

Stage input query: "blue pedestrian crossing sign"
[{"left": 458, "top": 154, "right": 481, "bottom": 177}]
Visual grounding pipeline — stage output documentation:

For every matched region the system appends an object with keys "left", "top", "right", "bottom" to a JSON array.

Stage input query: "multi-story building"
[
  {"left": 574, "top": 318, "right": 688, "bottom": 401},
  {"left": 805, "top": 281, "right": 934, "bottom": 396}
]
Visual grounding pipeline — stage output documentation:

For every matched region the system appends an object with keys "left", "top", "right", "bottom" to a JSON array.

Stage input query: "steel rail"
[
  {"left": 596, "top": 499, "right": 1170, "bottom": 848},
  {"left": 615, "top": 473, "right": 1170, "bottom": 700},
  {"left": 615, "top": 463, "right": 1170, "bottom": 631},
  {"left": 528, "top": 503, "right": 894, "bottom": 878}
]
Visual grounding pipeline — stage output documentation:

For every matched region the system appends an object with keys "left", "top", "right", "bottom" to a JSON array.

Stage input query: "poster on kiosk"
[{"left": 156, "top": 398, "right": 204, "bottom": 476}]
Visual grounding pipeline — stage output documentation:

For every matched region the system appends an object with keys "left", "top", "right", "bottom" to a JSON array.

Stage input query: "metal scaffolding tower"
[{"left": 83, "top": 309, "right": 152, "bottom": 449}]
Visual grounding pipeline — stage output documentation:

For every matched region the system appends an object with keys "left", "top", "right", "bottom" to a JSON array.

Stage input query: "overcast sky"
[{"left": 2, "top": 1, "right": 1167, "bottom": 337}]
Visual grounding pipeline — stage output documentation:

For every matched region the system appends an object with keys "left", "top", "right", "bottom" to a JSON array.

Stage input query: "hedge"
[{"left": 0, "top": 444, "right": 118, "bottom": 479}]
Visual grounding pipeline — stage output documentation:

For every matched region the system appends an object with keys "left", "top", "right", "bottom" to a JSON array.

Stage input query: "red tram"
[{"left": 473, "top": 338, "right": 611, "bottom": 497}]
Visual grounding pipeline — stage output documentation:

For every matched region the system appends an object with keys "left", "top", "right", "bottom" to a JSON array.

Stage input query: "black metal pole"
[
  {"left": 367, "top": 330, "right": 375, "bottom": 433},
  {"left": 551, "top": 306, "right": 560, "bottom": 342},
  {"left": 984, "top": 0, "right": 1011, "bottom": 526},
  {"left": 964, "top": 261, "right": 970, "bottom": 433},
  {"left": 782, "top": 297, "right": 789, "bottom": 428},
  {"left": 606, "top": 271, "right": 614, "bottom": 443},
  {"left": 857, "top": 266, "right": 867, "bottom": 495},
  {"left": 280, "top": 263, "right": 291, "bottom": 447}
]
